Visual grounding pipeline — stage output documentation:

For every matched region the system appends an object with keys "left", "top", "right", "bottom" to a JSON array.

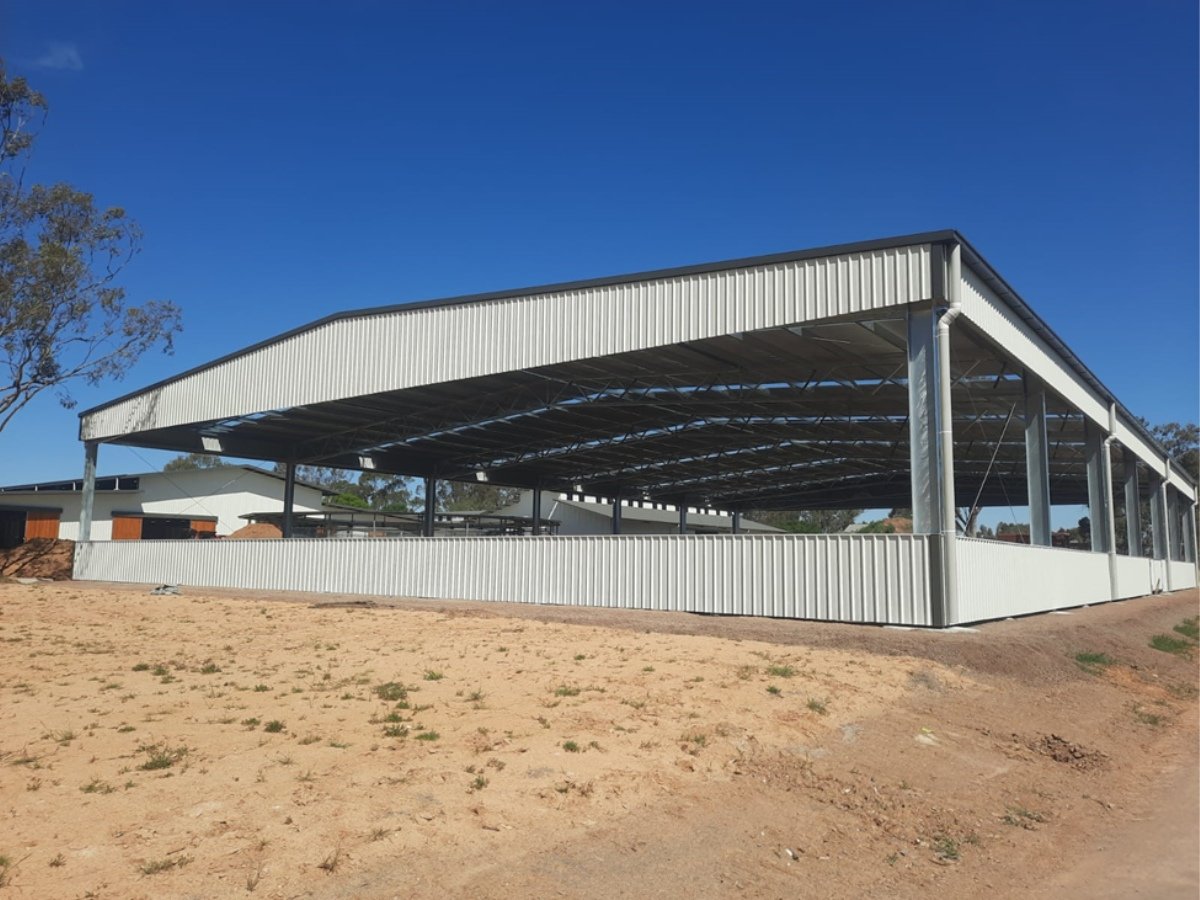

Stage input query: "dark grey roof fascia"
[{"left": 77, "top": 230, "right": 957, "bottom": 420}]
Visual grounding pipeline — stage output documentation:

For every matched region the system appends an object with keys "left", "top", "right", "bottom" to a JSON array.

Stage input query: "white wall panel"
[
  {"left": 955, "top": 538, "right": 1113, "bottom": 622},
  {"left": 81, "top": 245, "right": 933, "bottom": 440},
  {"left": 74, "top": 533, "right": 935, "bottom": 626},
  {"left": 1112, "top": 553, "right": 1156, "bottom": 600},
  {"left": 1167, "top": 559, "right": 1198, "bottom": 591}
]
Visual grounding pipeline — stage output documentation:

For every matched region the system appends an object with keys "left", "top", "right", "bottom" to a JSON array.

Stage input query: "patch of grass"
[
  {"left": 1173, "top": 616, "right": 1199, "bottom": 641},
  {"left": 199, "top": 661, "right": 221, "bottom": 674},
  {"left": 466, "top": 689, "right": 485, "bottom": 703},
  {"left": 423, "top": 670, "right": 444, "bottom": 681},
  {"left": 766, "top": 685, "right": 781, "bottom": 696},
  {"left": 253, "top": 684, "right": 270, "bottom": 692},
  {"left": 414, "top": 730, "right": 439, "bottom": 741},
  {"left": 1133, "top": 705, "right": 1167, "bottom": 727},
  {"left": 469, "top": 774, "right": 489, "bottom": 792},
  {"left": 81, "top": 777, "right": 115, "bottom": 794},
  {"left": 374, "top": 681, "right": 408, "bottom": 702},
  {"left": 554, "top": 684, "right": 581, "bottom": 697},
  {"left": 151, "top": 664, "right": 169, "bottom": 677},
  {"left": 766, "top": 664, "right": 796, "bottom": 678},
  {"left": 117, "top": 724, "right": 135, "bottom": 733},
  {"left": 574, "top": 654, "right": 587, "bottom": 661},
  {"left": 1150, "top": 634, "right": 1193, "bottom": 656},
  {"left": 932, "top": 835, "right": 959, "bottom": 861},
  {"left": 369, "top": 827, "right": 391, "bottom": 842},
  {"left": 0, "top": 854, "right": 10, "bottom": 887},
  {"left": 131, "top": 662, "right": 151, "bottom": 672},
  {"left": 263, "top": 720, "right": 286, "bottom": 733},
  {"left": 807, "top": 697, "right": 828, "bottom": 715},
  {"left": 48, "top": 852, "right": 65, "bottom": 868},
  {"left": 140, "top": 855, "right": 191, "bottom": 875},
  {"left": 641, "top": 665, "right": 655, "bottom": 673},
  {"left": 298, "top": 734, "right": 321, "bottom": 745},
  {"left": 138, "top": 743, "right": 188, "bottom": 771},
  {"left": 562, "top": 740, "right": 582, "bottom": 753},
  {"left": 1002, "top": 805, "right": 1047, "bottom": 828},
  {"left": 1074, "top": 651, "right": 1114, "bottom": 673},
  {"left": 241, "top": 717, "right": 260, "bottom": 728},
  {"left": 317, "top": 845, "right": 341, "bottom": 873},
  {"left": 382, "top": 724, "right": 408, "bottom": 738}
]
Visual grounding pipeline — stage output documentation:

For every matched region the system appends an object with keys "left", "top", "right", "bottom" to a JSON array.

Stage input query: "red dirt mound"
[
  {"left": 0, "top": 539, "right": 75, "bottom": 580},
  {"left": 227, "top": 522, "right": 282, "bottom": 539}
]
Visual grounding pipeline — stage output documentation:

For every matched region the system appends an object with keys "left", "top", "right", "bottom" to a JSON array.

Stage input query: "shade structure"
[{"left": 73, "top": 230, "right": 1198, "bottom": 625}]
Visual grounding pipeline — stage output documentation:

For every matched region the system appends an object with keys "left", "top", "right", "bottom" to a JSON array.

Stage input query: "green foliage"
[
  {"left": 1073, "top": 651, "right": 1114, "bottom": 674},
  {"left": 858, "top": 520, "right": 896, "bottom": 534},
  {"left": 1, "top": 62, "right": 180, "bottom": 432},
  {"left": 749, "top": 508, "right": 863, "bottom": 534},
  {"left": 1150, "top": 634, "right": 1193, "bottom": 656},
  {"left": 163, "top": 453, "right": 225, "bottom": 471}
]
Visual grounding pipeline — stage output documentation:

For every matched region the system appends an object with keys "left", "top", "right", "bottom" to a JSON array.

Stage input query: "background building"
[
  {"left": 499, "top": 491, "right": 779, "bottom": 535},
  {"left": 0, "top": 466, "right": 327, "bottom": 546}
]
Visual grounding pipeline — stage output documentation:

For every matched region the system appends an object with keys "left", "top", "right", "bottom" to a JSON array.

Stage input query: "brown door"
[
  {"left": 23, "top": 510, "right": 60, "bottom": 540},
  {"left": 190, "top": 519, "right": 217, "bottom": 535},
  {"left": 111, "top": 516, "right": 143, "bottom": 540}
]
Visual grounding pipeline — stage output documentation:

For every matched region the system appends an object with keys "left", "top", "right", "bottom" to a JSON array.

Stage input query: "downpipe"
[
  {"left": 936, "top": 243, "right": 962, "bottom": 626},
  {"left": 1103, "top": 405, "right": 1118, "bottom": 600}
]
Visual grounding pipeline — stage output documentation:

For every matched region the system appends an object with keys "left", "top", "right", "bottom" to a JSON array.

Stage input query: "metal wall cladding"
[
  {"left": 81, "top": 245, "right": 933, "bottom": 441},
  {"left": 955, "top": 538, "right": 1115, "bottom": 622},
  {"left": 959, "top": 267, "right": 1193, "bottom": 499},
  {"left": 1167, "top": 559, "right": 1198, "bottom": 592},
  {"left": 74, "top": 533, "right": 936, "bottom": 626},
  {"left": 1113, "top": 553, "right": 1159, "bottom": 600}
]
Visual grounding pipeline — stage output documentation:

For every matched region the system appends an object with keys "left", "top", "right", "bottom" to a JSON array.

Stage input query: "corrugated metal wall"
[
  {"left": 1167, "top": 559, "right": 1198, "bottom": 592},
  {"left": 74, "top": 533, "right": 936, "bottom": 626},
  {"left": 82, "top": 245, "right": 933, "bottom": 440},
  {"left": 956, "top": 538, "right": 1114, "bottom": 621}
]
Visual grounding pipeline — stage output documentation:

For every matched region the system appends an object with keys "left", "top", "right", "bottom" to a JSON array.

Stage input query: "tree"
[
  {"left": 745, "top": 508, "right": 863, "bottom": 533},
  {"left": 1142, "top": 420, "right": 1198, "bottom": 483},
  {"left": 0, "top": 62, "right": 181, "bottom": 433},
  {"left": 163, "top": 453, "right": 225, "bottom": 471},
  {"left": 436, "top": 479, "right": 520, "bottom": 513}
]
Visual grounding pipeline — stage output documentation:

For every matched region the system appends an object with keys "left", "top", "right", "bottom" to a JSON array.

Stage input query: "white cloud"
[{"left": 34, "top": 42, "right": 83, "bottom": 72}]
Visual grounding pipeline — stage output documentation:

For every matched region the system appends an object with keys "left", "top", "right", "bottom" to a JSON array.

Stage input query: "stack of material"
[
  {"left": 227, "top": 522, "right": 282, "bottom": 540},
  {"left": 0, "top": 539, "right": 75, "bottom": 580}
]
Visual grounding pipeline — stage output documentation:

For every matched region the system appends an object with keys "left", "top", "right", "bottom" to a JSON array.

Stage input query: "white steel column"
[
  {"left": 1184, "top": 503, "right": 1197, "bottom": 563},
  {"left": 1166, "top": 486, "right": 1180, "bottom": 561},
  {"left": 79, "top": 441, "right": 98, "bottom": 543},
  {"left": 1150, "top": 477, "right": 1167, "bottom": 559},
  {"left": 907, "top": 305, "right": 941, "bottom": 536},
  {"left": 1085, "top": 422, "right": 1111, "bottom": 552},
  {"left": 1122, "top": 447, "right": 1141, "bottom": 556},
  {"left": 1023, "top": 373, "right": 1052, "bottom": 546}
]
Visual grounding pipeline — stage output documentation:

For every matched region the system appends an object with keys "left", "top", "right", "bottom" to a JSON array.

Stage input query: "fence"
[{"left": 74, "top": 533, "right": 937, "bottom": 626}]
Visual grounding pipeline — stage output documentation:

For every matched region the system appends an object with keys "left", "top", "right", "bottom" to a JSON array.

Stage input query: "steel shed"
[{"left": 71, "top": 231, "right": 1198, "bottom": 625}]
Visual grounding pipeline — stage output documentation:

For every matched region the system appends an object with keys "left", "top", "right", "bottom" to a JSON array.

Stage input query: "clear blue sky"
[{"left": 1, "top": 1, "right": 1196, "bottom": 521}]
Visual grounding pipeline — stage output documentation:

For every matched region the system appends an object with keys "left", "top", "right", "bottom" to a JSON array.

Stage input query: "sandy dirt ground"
[{"left": 0, "top": 581, "right": 1196, "bottom": 899}]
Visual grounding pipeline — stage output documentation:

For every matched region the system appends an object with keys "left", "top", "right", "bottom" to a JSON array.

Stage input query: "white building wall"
[
  {"left": 0, "top": 468, "right": 324, "bottom": 539},
  {"left": 502, "top": 491, "right": 746, "bottom": 535}
]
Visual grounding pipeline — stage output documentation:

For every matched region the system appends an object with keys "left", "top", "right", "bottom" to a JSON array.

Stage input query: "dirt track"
[{"left": 0, "top": 581, "right": 1196, "bottom": 898}]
